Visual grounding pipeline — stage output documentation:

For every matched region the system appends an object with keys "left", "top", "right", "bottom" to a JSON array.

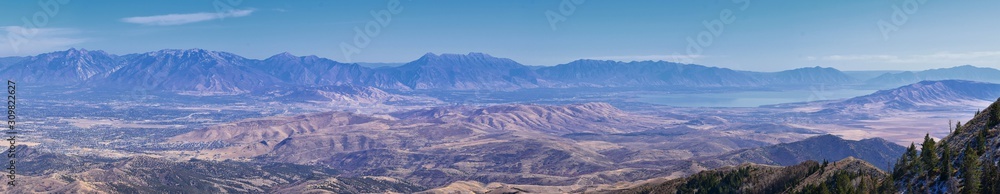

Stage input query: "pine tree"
[
  {"left": 878, "top": 173, "right": 897, "bottom": 193},
  {"left": 982, "top": 161, "right": 1000, "bottom": 193},
  {"left": 818, "top": 183, "right": 831, "bottom": 194},
  {"left": 907, "top": 142, "right": 918, "bottom": 168},
  {"left": 893, "top": 143, "right": 918, "bottom": 180},
  {"left": 955, "top": 121, "right": 962, "bottom": 134},
  {"left": 961, "top": 146, "right": 980, "bottom": 194},
  {"left": 920, "top": 134, "right": 938, "bottom": 175},
  {"left": 978, "top": 125, "right": 989, "bottom": 153},
  {"left": 821, "top": 159, "right": 828, "bottom": 174},
  {"left": 833, "top": 171, "right": 853, "bottom": 194},
  {"left": 989, "top": 102, "right": 1000, "bottom": 127},
  {"left": 940, "top": 142, "right": 952, "bottom": 182}
]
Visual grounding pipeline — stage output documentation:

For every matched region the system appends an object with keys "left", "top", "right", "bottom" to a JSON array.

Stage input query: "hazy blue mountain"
[
  {"left": 865, "top": 65, "right": 1000, "bottom": 87},
  {"left": 0, "top": 56, "right": 26, "bottom": 69},
  {"left": 767, "top": 66, "right": 858, "bottom": 85},
  {"left": 536, "top": 60, "right": 857, "bottom": 87},
  {"left": 256, "top": 52, "right": 377, "bottom": 86},
  {"left": 831, "top": 80, "right": 1000, "bottom": 110},
  {"left": 702, "top": 134, "right": 905, "bottom": 171},
  {"left": 355, "top": 62, "right": 405, "bottom": 69},
  {"left": 104, "top": 49, "right": 280, "bottom": 94},
  {"left": 0, "top": 48, "right": 120, "bottom": 85},
  {"left": 536, "top": 60, "right": 765, "bottom": 87},
  {"left": 842, "top": 70, "right": 904, "bottom": 81},
  {"left": 377, "top": 52, "right": 542, "bottom": 90},
  {"left": 9, "top": 48, "right": 994, "bottom": 93}
]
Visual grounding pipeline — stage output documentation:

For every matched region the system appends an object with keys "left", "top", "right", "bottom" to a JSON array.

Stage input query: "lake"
[{"left": 634, "top": 88, "right": 877, "bottom": 107}]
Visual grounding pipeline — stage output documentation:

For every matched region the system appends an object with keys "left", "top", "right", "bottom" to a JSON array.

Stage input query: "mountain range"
[
  {"left": 166, "top": 102, "right": 677, "bottom": 187},
  {"left": 4, "top": 48, "right": 998, "bottom": 94},
  {"left": 156, "top": 102, "right": 908, "bottom": 189},
  {"left": 866, "top": 65, "right": 1000, "bottom": 87},
  {"left": 613, "top": 157, "right": 891, "bottom": 193},
  {"left": 827, "top": 80, "right": 1000, "bottom": 111},
  {"left": 0, "top": 49, "right": 120, "bottom": 85},
  {"left": 0, "top": 146, "right": 426, "bottom": 193},
  {"left": 424, "top": 98, "right": 1000, "bottom": 194},
  {"left": 700, "top": 134, "right": 905, "bottom": 170}
]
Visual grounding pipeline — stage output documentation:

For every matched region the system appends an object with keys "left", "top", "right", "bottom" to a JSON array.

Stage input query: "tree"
[
  {"left": 961, "top": 146, "right": 980, "bottom": 194},
  {"left": 940, "top": 142, "right": 952, "bottom": 182},
  {"left": 877, "top": 173, "right": 897, "bottom": 193},
  {"left": 982, "top": 161, "right": 1000, "bottom": 193},
  {"left": 818, "top": 183, "right": 831, "bottom": 194},
  {"left": 920, "top": 134, "right": 938, "bottom": 175},
  {"left": 821, "top": 159, "right": 828, "bottom": 174},
  {"left": 955, "top": 121, "right": 962, "bottom": 134},
  {"left": 906, "top": 142, "right": 920, "bottom": 172},
  {"left": 989, "top": 102, "right": 1000, "bottom": 127},
  {"left": 893, "top": 143, "right": 918, "bottom": 180},
  {"left": 831, "top": 171, "right": 856, "bottom": 194},
  {"left": 978, "top": 125, "right": 989, "bottom": 153}
]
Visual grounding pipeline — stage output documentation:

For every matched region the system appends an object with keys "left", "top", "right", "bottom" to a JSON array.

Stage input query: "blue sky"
[{"left": 1, "top": 0, "right": 998, "bottom": 71}]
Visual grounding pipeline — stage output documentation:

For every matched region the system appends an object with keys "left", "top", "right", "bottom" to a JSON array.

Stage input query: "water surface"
[{"left": 634, "top": 89, "right": 876, "bottom": 107}]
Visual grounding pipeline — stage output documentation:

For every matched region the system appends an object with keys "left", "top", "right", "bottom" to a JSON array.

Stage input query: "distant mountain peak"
[
  {"left": 866, "top": 65, "right": 1000, "bottom": 86},
  {"left": 0, "top": 48, "right": 119, "bottom": 85},
  {"left": 66, "top": 47, "right": 86, "bottom": 53},
  {"left": 266, "top": 52, "right": 298, "bottom": 60},
  {"left": 422, "top": 52, "right": 437, "bottom": 57},
  {"left": 806, "top": 66, "right": 833, "bottom": 70},
  {"left": 570, "top": 59, "right": 617, "bottom": 63},
  {"left": 46, "top": 48, "right": 96, "bottom": 58},
  {"left": 406, "top": 52, "right": 520, "bottom": 68},
  {"left": 939, "top": 64, "right": 980, "bottom": 70},
  {"left": 150, "top": 48, "right": 213, "bottom": 54},
  {"left": 33, "top": 48, "right": 109, "bottom": 58},
  {"left": 417, "top": 52, "right": 498, "bottom": 61},
  {"left": 703, "top": 133, "right": 905, "bottom": 171},
  {"left": 460, "top": 52, "right": 491, "bottom": 57},
  {"left": 915, "top": 79, "right": 976, "bottom": 85},
  {"left": 832, "top": 79, "right": 1000, "bottom": 111},
  {"left": 28, "top": 48, "right": 112, "bottom": 61},
  {"left": 142, "top": 48, "right": 245, "bottom": 62},
  {"left": 920, "top": 64, "right": 990, "bottom": 72},
  {"left": 806, "top": 134, "right": 844, "bottom": 141},
  {"left": 780, "top": 66, "right": 841, "bottom": 72}
]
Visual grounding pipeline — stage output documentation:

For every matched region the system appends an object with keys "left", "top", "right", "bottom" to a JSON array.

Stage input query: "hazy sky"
[{"left": 1, "top": 0, "right": 998, "bottom": 71}]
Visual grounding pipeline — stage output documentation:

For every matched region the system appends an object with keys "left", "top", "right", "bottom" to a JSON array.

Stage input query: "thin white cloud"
[
  {"left": 0, "top": 26, "right": 87, "bottom": 56},
  {"left": 588, "top": 54, "right": 704, "bottom": 63},
  {"left": 121, "top": 9, "right": 255, "bottom": 26},
  {"left": 809, "top": 51, "right": 1000, "bottom": 64}
]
